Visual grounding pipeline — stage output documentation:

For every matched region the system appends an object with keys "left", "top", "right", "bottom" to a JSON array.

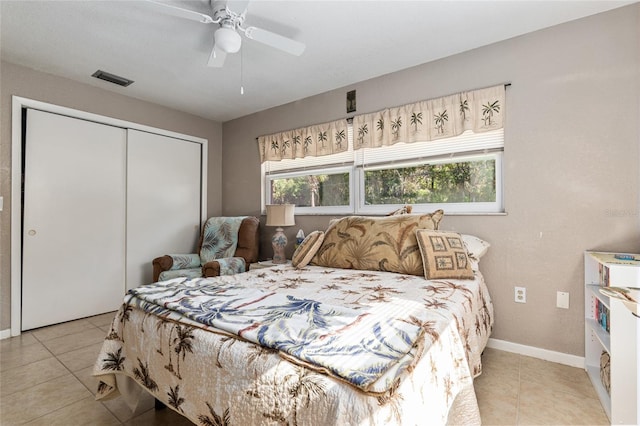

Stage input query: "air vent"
[{"left": 91, "top": 70, "right": 134, "bottom": 87}]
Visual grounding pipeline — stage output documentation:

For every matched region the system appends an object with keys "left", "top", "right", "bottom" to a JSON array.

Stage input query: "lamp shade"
[{"left": 266, "top": 204, "right": 295, "bottom": 227}]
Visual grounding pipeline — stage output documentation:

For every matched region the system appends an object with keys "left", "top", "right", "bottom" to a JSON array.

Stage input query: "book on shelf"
[
  {"left": 598, "top": 263, "right": 610, "bottom": 287},
  {"left": 595, "top": 298, "right": 610, "bottom": 332}
]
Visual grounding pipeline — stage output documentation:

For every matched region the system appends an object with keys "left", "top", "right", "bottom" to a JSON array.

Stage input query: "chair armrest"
[
  {"left": 202, "top": 257, "right": 246, "bottom": 278},
  {"left": 152, "top": 254, "right": 200, "bottom": 282}
]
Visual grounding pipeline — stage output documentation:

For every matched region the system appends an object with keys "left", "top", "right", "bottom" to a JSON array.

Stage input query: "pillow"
[
  {"left": 460, "top": 234, "right": 490, "bottom": 271},
  {"left": 415, "top": 230, "right": 474, "bottom": 280},
  {"left": 386, "top": 205, "right": 413, "bottom": 216},
  {"left": 312, "top": 210, "right": 444, "bottom": 275},
  {"left": 292, "top": 231, "right": 325, "bottom": 268},
  {"left": 460, "top": 234, "right": 490, "bottom": 260}
]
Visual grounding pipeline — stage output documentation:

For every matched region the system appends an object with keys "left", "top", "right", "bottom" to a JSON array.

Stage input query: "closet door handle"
[{"left": 28, "top": 229, "right": 36, "bottom": 236}]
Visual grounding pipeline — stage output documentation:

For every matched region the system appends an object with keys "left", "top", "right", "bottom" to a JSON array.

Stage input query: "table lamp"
[{"left": 266, "top": 204, "right": 295, "bottom": 263}]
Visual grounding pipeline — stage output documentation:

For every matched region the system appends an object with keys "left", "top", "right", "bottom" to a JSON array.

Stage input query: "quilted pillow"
[
  {"left": 415, "top": 230, "right": 474, "bottom": 280},
  {"left": 292, "top": 231, "right": 325, "bottom": 268},
  {"left": 311, "top": 210, "right": 444, "bottom": 275}
]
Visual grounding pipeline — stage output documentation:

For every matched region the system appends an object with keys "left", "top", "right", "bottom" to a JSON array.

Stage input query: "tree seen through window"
[
  {"left": 270, "top": 173, "right": 350, "bottom": 207},
  {"left": 364, "top": 159, "right": 496, "bottom": 205}
]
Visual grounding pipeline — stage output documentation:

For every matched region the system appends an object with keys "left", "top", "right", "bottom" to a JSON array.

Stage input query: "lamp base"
[{"left": 271, "top": 227, "right": 288, "bottom": 264}]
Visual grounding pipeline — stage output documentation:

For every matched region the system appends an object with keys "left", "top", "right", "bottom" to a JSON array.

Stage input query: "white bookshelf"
[{"left": 584, "top": 251, "right": 640, "bottom": 425}]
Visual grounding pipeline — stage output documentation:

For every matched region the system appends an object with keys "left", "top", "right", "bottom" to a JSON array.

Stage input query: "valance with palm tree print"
[
  {"left": 258, "top": 119, "right": 348, "bottom": 163},
  {"left": 353, "top": 85, "right": 504, "bottom": 149}
]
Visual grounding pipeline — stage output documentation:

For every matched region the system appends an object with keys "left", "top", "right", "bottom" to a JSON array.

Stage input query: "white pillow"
[
  {"left": 460, "top": 234, "right": 491, "bottom": 260},
  {"left": 460, "top": 234, "right": 490, "bottom": 266}
]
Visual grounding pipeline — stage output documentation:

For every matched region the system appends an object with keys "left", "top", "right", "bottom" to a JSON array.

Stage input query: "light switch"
[
  {"left": 557, "top": 291, "right": 569, "bottom": 309},
  {"left": 0, "top": 196, "right": 3, "bottom": 211}
]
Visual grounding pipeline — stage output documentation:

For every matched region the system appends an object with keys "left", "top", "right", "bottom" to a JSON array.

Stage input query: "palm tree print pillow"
[
  {"left": 311, "top": 210, "right": 444, "bottom": 275},
  {"left": 292, "top": 231, "right": 325, "bottom": 268}
]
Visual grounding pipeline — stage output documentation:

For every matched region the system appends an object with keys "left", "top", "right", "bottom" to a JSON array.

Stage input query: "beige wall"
[
  {"left": 0, "top": 61, "right": 223, "bottom": 331},
  {"left": 221, "top": 4, "right": 640, "bottom": 356}
]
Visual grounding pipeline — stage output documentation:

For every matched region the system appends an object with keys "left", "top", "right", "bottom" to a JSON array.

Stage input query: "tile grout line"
[
  {"left": 6, "top": 326, "right": 123, "bottom": 425},
  {"left": 35, "top": 324, "right": 109, "bottom": 358},
  {"left": 69, "top": 324, "right": 128, "bottom": 424},
  {"left": 20, "top": 395, "right": 112, "bottom": 425},
  {"left": 0, "top": 331, "right": 63, "bottom": 399}
]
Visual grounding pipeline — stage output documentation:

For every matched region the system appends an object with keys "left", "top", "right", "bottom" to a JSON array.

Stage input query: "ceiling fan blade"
[
  {"left": 243, "top": 26, "right": 305, "bottom": 56},
  {"left": 146, "top": 0, "right": 216, "bottom": 24},
  {"left": 208, "top": 44, "right": 227, "bottom": 67}
]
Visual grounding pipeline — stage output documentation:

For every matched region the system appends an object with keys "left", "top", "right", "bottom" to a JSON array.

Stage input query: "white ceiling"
[{"left": 1, "top": 0, "right": 633, "bottom": 122}]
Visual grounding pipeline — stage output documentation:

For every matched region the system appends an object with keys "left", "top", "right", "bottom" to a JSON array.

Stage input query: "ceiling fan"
[{"left": 147, "top": 0, "right": 306, "bottom": 68}]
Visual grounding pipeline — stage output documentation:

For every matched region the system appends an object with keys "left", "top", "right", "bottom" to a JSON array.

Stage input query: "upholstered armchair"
[{"left": 152, "top": 216, "right": 259, "bottom": 282}]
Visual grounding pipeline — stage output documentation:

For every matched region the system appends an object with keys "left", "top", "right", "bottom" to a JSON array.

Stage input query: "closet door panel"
[
  {"left": 126, "top": 129, "right": 202, "bottom": 289},
  {"left": 22, "top": 110, "right": 126, "bottom": 330}
]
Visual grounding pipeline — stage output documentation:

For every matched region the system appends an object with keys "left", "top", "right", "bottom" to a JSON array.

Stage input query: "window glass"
[
  {"left": 270, "top": 171, "right": 350, "bottom": 207},
  {"left": 363, "top": 157, "right": 496, "bottom": 205}
]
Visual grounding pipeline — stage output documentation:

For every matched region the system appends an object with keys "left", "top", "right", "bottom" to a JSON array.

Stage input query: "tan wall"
[
  {"left": 0, "top": 61, "right": 223, "bottom": 331},
  {"left": 221, "top": 5, "right": 640, "bottom": 356}
]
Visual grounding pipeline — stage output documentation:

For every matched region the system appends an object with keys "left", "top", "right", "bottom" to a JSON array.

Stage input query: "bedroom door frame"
[{"left": 10, "top": 96, "right": 208, "bottom": 336}]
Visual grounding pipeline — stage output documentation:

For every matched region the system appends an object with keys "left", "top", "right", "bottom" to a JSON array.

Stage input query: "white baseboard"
[
  {"left": 0, "top": 328, "right": 12, "bottom": 340},
  {"left": 487, "top": 338, "right": 585, "bottom": 369}
]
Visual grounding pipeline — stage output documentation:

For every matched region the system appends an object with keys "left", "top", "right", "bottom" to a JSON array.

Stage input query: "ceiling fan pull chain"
[{"left": 240, "top": 46, "right": 245, "bottom": 95}]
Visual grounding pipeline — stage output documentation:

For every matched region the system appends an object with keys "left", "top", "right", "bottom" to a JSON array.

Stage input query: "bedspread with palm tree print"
[
  {"left": 93, "top": 264, "right": 493, "bottom": 425},
  {"left": 126, "top": 278, "right": 427, "bottom": 392}
]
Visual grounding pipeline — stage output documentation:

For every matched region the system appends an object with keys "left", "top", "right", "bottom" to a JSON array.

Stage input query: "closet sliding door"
[
  {"left": 22, "top": 109, "right": 126, "bottom": 330},
  {"left": 126, "top": 130, "right": 202, "bottom": 289}
]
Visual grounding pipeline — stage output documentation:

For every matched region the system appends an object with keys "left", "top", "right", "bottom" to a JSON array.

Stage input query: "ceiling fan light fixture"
[{"left": 215, "top": 26, "right": 241, "bottom": 53}]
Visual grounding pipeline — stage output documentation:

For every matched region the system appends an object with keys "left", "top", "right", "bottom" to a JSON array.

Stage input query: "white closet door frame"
[{"left": 10, "top": 96, "right": 208, "bottom": 336}]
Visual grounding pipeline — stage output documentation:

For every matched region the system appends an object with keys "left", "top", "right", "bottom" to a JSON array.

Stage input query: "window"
[
  {"left": 358, "top": 152, "right": 502, "bottom": 214},
  {"left": 266, "top": 167, "right": 353, "bottom": 214},
  {"left": 263, "top": 127, "right": 504, "bottom": 215}
]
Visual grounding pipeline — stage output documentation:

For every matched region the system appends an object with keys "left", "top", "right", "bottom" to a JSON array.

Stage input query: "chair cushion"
[
  {"left": 158, "top": 267, "right": 203, "bottom": 281},
  {"left": 199, "top": 217, "right": 246, "bottom": 264},
  {"left": 216, "top": 257, "right": 247, "bottom": 275}
]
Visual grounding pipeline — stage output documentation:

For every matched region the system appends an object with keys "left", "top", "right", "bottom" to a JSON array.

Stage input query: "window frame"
[
  {"left": 264, "top": 165, "right": 355, "bottom": 215},
  {"left": 355, "top": 152, "right": 503, "bottom": 215}
]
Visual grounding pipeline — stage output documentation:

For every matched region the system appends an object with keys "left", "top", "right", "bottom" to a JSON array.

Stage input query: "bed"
[{"left": 93, "top": 213, "right": 493, "bottom": 425}]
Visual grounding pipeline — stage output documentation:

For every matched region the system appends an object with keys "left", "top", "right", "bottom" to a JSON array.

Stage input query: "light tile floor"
[{"left": 0, "top": 313, "right": 609, "bottom": 425}]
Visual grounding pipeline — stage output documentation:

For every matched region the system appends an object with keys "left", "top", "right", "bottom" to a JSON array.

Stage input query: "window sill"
[{"left": 262, "top": 211, "right": 508, "bottom": 217}]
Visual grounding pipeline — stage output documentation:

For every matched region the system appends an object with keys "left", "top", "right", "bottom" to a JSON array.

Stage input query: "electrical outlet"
[{"left": 515, "top": 286, "right": 526, "bottom": 303}]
